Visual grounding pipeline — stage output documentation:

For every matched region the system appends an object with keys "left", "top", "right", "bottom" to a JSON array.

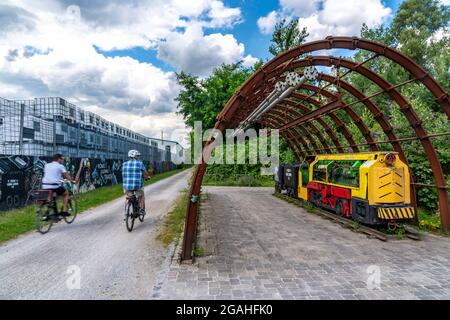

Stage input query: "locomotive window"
[
  {"left": 329, "top": 160, "right": 362, "bottom": 187},
  {"left": 313, "top": 160, "right": 331, "bottom": 182}
]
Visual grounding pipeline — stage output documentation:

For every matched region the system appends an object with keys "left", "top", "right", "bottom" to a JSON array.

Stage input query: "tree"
[
  {"left": 391, "top": 0, "right": 449, "bottom": 67},
  {"left": 269, "top": 19, "right": 309, "bottom": 56},
  {"left": 175, "top": 62, "right": 259, "bottom": 130}
]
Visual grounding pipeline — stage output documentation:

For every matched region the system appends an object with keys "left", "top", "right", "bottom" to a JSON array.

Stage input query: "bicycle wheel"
[
  {"left": 125, "top": 202, "right": 135, "bottom": 232},
  {"left": 36, "top": 203, "right": 53, "bottom": 234},
  {"left": 64, "top": 195, "right": 78, "bottom": 224}
]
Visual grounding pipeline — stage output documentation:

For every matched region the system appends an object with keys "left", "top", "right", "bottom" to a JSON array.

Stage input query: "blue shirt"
[{"left": 122, "top": 159, "right": 146, "bottom": 190}]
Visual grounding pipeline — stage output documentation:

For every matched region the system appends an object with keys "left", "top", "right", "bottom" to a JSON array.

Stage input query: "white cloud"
[
  {"left": 0, "top": 0, "right": 252, "bottom": 142},
  {"left": 280, "top": 0, "right": 319, "bottom": 17},
  {"left": 207, "top": 0, "right": 242, "bottom": 28},
  {"left": 157, "top": 24, "right": 257, "bottom": 76},
  {"left": 258, "top": 0, "right": 392, "bottom": 42},
  {"left": 0, "top": 2, "right": 178, "bottom": 114},
  {"left": 257, "top": 11, "right": 279, "bottom": 35},
  {"left": 300, "top": 0, "right": 391, "bottom": 41}
]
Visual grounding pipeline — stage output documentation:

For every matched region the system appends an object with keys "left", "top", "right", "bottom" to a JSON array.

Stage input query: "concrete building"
[{"left": 0, "top": 97, "right": 184, "bottom": 163}]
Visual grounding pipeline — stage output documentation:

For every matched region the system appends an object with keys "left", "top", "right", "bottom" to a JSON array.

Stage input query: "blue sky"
[
  {"left": 100, "top": 0, "right": 404, "bottom": 73},
  {"left": 0, "top": 0, "right": 410, "bottom": 143}
]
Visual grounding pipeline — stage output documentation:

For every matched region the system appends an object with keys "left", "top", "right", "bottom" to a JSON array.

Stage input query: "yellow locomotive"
[{"left": 275, "top": 152, "right": 415, "bottom": 226}]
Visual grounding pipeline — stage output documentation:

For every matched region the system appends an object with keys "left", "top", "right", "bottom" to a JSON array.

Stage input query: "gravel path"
[{"left": 0, "top": 169, "right": 191, "bottom": 299}]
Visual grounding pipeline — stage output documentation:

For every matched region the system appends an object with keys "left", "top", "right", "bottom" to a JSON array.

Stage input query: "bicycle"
[
  {"left": 34, "top": 180, "right": 78, "bottom": 234},
  {"left": 124, "top": 190, "right": 145, "bottom": 232}
]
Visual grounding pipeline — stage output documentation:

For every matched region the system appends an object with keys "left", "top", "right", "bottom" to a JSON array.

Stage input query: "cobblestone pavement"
[{"left": 155, "top": 187, "right": 450, "bottom": 300}]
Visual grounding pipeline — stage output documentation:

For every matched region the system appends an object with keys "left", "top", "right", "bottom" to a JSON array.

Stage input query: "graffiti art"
[{"left": 0, "top": 155, "right": 177, "bottom": 210}]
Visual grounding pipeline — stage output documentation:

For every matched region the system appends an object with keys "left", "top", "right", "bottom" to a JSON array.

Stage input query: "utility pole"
[
  {"left": 77, "top": 122, "right": 80, "bottom": 155},
  {"left": 18, "top": 103, "right": 25, "bottom": 155},
  {"left": 53, "top": 115, "right": 57, "bottom": 154}
]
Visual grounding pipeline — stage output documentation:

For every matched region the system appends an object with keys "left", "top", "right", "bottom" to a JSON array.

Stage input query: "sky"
[{"left": 0, "top": 0, "right": 417, "bottom": 146}]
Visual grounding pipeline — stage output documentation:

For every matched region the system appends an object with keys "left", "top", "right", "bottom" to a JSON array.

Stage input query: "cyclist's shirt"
[
  {"left": 42, "top": 161, "right": 67, "bottom": 190},
  {"left": 122, "top": 159, "right": 145, "bottom": 191}
]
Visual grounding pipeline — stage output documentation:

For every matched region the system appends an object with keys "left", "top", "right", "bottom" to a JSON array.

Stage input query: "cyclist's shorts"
[
  {"left": 48, "top": 186, "right": 66, "bottom": 196},
  {"left": 125, "top": 189, "right": 144, "bottom": 198}
]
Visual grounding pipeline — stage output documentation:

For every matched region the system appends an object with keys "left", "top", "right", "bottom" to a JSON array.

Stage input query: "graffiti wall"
[{"left": 0, "top": 155, "right": 177, "bottom": 210}]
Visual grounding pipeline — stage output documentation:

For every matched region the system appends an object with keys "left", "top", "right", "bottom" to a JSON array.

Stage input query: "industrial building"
[{"left": 0, "top": 97, "right": 184, "bottom": 163}]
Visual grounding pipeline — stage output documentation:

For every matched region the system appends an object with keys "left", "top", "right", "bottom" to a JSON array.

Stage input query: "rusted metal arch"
[
  {"left": 266, "top": 110, "right": 325, "bottom": 153},
  {"left": 295, "top": 78, "right": 405, "bottom": 159},
  {"left": 291, "top": 83, "right": 376, "bottom": 152},
  {"left": 265, "top": 103, "right": 333, "bottom": 154},
  {"left": 264, "top": 111, "right": 318, "bottom": 154},
  {"left": 279, "top": 130, "right": 303, "bottom": 161},
  {"left": 251, "top": 72, "right": 377, "bottom": 154},
  {"left": 287, "top": 95, "right": 362, "bottom": 152},
  {"left": 287, "top": 91, "right": 363, "bottom": 152},
  {"left": 267, "top": 117, "right": 308, "bottom": 158},
  {"left": 287, "top": 93, "right": 363, "bottom": 152},
  {"left": 281, "top": 117, "right": 322, "bottom": 153},
  {"left": 271, "top": 102, "right": 346, "bottom": 153},
  {"left": 182, "top": 37, "right": 450, "bottom": 261},
  {"left": 268, "top": 101, "right": 345, "bottom": 153},
  {"left": 283, "top": 132, "right": 304, "bottom": 160},
  {"left": 261, "top": 74, "right": 360, "bottom": 153},
  {"left": 262, "top": 81, "right": 348, "bottom": 153},
  {"left": 263, "top": 120, "right": 304, "bottom": 161},
  {"left": 260, "top": 64, "right": 406, "bottom": 157},
  {"left": 228, "top": 37, "right": 449, "bottom": 121},
  {"left": 264, "top": 76, "right": 354, "bottom": 153},
  {"left": 260, "top": 116, "right": 305, "bottom": 160},
  {"left": 272, "top": 56, "right": 445, "bottom": 224}
]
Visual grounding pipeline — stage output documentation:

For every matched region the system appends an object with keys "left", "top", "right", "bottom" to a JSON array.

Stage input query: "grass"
[
  {"left": 418, "top": 208, "right": 447, "bottom": 234},
  {"left": 157, "top": 190, "right": 188, "bottom": 246},
  {"left": 0, "top": 167, "right": 189, "bottom": 244},
  {"left": 193, "top": 246, "right": 206, "bottom": 257},
  {"left": 203, "top": 174, "right": 275, "bottom": 187}
]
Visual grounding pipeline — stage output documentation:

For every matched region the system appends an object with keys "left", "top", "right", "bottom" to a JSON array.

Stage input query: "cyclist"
[
  {"left": 41, "top": 153, "right": 76, "bottom": 220},
  {"left": 122, "top": 150, "right": 149, "bottom": 218}
]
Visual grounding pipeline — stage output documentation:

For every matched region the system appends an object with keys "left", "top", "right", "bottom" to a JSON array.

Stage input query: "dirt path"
[{"left": 0, "top": 169, "right": 191, "bottom": 299}]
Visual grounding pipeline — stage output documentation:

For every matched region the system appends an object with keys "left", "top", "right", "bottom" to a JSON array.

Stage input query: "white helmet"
[{"left": 128, "top": 149, "right": 141, "bottom": 158}]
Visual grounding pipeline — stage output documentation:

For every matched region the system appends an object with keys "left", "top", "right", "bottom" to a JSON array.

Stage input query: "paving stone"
[{"left": 156, "top": 187, "right": 450, "bottom": 300}]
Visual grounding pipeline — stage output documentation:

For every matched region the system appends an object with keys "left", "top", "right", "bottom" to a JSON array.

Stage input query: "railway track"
[{"left": 274, "top": 192, "right": 421, "bottom": 242}]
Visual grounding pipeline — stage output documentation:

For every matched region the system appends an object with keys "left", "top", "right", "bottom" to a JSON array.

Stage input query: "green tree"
[
  {"left": 391, "top": 0, "right": 450, "bottom": 68},
  {"left": 269, "top": 19, "right": 309, "bottom": 56},
  {"left": 175, "top": 62, "right": 258, "bottom": 129}
]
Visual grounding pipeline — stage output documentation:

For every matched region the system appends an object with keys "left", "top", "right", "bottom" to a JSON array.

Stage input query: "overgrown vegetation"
[
  {"left": 193, "top": 246, "right": 206, "bottom": 257},
  {"left": 157, "top": 189, "right": 189, "bottom": 246},
  {"left": 203, "top": 173, "right": 274, "bottom": 187},
  {"left": 418, "top": 208, "right": 444, "bottom": 232},
  {"left": 0, "top": 167, "right": 189, "bottom": 243}
]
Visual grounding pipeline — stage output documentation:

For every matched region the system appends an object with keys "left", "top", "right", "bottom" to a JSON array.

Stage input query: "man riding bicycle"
[
  {"left": 122, "top": 150, "right": 149, "bottom": 218},
  {"left": 41, "top": 153, "right": 76, "bottom": 220}
]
